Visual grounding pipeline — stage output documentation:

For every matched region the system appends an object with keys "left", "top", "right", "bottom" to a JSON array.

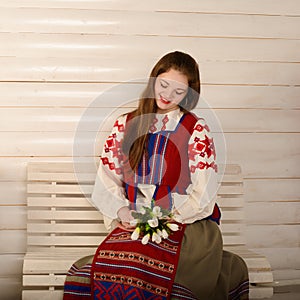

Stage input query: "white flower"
[
  {"left": 131, "top": 227, "right": 140, "bottom": 240},
  {"left": 148, "top": 217, "right": 159, "bottom": 228},
  {"left": 140, "top": 207, "right": 146, "bottom": 215},
  {"left": 152, "top": 206, "right": 163, "bottom": 218},
  {"left": 161, "top": 229, "right": 169, "bottom": 239},
  {"left": 156, "top": 228, "right": 162, "bottom": 236},
  {"left": 152, "top": 231, "right": 162, "bottom": 244},
  {"left": 141, "top": 233, "right": 150, "bottom": 245},
  {"left": 167, "top": 223, "right": 179, "bottom": 231}
]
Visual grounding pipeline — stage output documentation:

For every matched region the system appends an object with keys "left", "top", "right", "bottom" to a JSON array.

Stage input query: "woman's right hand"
[{"left": 117, "top": 206, "right": 136, "bottom": 231}]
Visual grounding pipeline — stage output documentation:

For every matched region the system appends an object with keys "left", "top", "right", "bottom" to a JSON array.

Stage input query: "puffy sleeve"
[
  {"left": 91, "top": 114, "right": 129, "bottom": 230},
  {"left": 172, "top": 118, "right": 218, "bottom": 224}
]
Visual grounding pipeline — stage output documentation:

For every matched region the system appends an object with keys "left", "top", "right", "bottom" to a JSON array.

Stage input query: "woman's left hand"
[{"left": 116, "top": 221, "right": 136, "bottom": 232}]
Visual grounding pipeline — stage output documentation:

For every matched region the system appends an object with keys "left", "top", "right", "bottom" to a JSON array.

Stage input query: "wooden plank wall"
[{"left": 0, "top": 1, "right": 299, "bottom": 299}]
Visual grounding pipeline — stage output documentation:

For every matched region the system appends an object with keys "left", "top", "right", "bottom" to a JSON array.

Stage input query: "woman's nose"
[{"left": 164, "top": 88, "right": 175, "bottom": 99}]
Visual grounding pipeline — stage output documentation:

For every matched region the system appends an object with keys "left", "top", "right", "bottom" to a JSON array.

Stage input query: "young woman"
[{"left": 63, "top": 51, "right": 249, "bottom": 299}]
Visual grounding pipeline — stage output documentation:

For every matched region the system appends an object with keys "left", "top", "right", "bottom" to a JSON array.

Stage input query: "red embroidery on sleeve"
[
  {"left": 101, "top": 118, "right": 125, "bottom": 175},
  {"left": 104, "top": 137, "right": 123, "bottom": 161},
  {"left": 101, "top": 157, "right": 109, "bottom": 165},
  {"left": 195, "top": 124, "right": 204, "bottom": 132},
  {"left": 113, "top": 120, "right": 125, "bottom": 132},
  {"left": 189, "top": 130, "right": 217, "bottom": 172}
]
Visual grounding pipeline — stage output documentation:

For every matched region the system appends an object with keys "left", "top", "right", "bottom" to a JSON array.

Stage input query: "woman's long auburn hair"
[{"left": 122, "top": 51, "right": 201, "bottom": 171}]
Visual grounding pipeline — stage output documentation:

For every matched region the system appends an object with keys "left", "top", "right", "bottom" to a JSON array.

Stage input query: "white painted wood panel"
[
  {"left": 253, "top": 248, "right": 300, "bottom": 270},
  {"left": 0, "top": 211, "right": 299, "bottom": 248},
  {"left": 22, "top": 290, "right": 62, "bottom": 300},
  {"left": 225, "top": 133, "right": 300, "bottom": 178},
  {"left": 0, "top": 230, "right": 26, "bottom": 254},
  {"left": 273, "top": 269, "right": 300, "bottom": 281},
  {"left": 2, "top": 200, "right": 298, "bottom": 234},
  {"left": 3, "top": 201, "right": 299, "bottom": 236},
  {"left": 244, "top": 179, "right": 300, "bottom": 202},
  {"left": 2, "top": 33, "right": 300, "bottom": 62},
  {"left": 246, "top": 225, "right": 300, "bottom": 248},
  {"left": 0, "top": 9, "right": 299, "bottom": 38},
  {"left": 2, "top": 159, "right": 300, "bottom": 191},
  {"left": 0, "top": 182, "right": 26, "bottom": 205},
  {"left": 0, "top": 107, "right": 299, "bottom": 133},
  {"left": 0, "top": 132, "right": 298, "bottom": 178},
  {"left": 0, "top": 276, "right": 22, "bottom": 300},
  {"left": 2, "top": 0, "right": 300, "bottom": 16},
  {"left": 0, "top": 207, "right": 26, "bottom": 229},
  {"left": 0, "top": 83, "right": 298, "bottom": 109},
  {"left": 245, "top": 202, "right": 300, "bottom": 225},
  {"left": 1, "top": 58, "right": 299, "bottom": 85},
  {"left": 0, "top": 158, "right": 75, "bottom": 182},
  {"left": 0, "top": 254, "right": 24, "bottom": 276}
]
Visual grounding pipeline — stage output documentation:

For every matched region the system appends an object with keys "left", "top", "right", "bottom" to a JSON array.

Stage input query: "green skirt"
[{"left": 174, "top": 220, "right": 249, "bottom": 299}]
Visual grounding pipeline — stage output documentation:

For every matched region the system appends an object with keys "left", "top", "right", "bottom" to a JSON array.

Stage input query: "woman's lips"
[{"left": 160, "top": 96, "right": 171, "bottom": 105}]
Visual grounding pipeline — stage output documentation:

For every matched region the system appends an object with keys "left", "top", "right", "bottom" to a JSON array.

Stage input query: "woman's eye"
[
  {"left": 176, "top": 91, "right": 184, "bottom": 95},
  {"left": 160, "top": 82, "right": 168, "bottom": 88}
]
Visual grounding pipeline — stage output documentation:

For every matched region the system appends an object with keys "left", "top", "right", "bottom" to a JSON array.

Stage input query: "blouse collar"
[{"left": 149, "top": 108, "right": 183, "bottom": 133}]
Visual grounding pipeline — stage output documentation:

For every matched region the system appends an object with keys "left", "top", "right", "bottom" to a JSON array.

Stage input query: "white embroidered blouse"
[{"left": 91, "top": 109, "right": 218, "bottom": 230}]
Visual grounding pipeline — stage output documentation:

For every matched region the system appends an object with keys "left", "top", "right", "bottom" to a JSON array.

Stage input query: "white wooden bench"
[{"left": 22, "top": 162, "right": 273, "bottom": 299}]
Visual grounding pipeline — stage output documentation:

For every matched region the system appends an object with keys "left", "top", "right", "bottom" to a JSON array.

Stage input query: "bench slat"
[
  {"left": 25, "top": 246, "right": 263, "bottom": 276},
  {"left": 23, "top": 282, "right": 273, "bottom": 300},
  {"left": 28, "top": 210, "right": 102, "bottom": 220},
  {"left": 223, "top": 164, "right": 241, "bottom": 174},
  {"left": 28, "top": 173, "right": 242, "bottom": 184},
  {"left": 24, "top": 248, "right": 96, "bottom": 256},
  {"left": 220, "top": 210, "right": 244, "bottom": 221},
  {"left": 28, "top": 196, "right": 244, "bottom": 208},
  {"left": 250, "top": 287, "right": 274, "bottom": 299},
  {"left": 27, "top": 183, "right": 93, "bottom": 194},
  {"left": 27, "top": 222, "right": 245, "bottom": 235},
  {"left": 27, "top": 235, "right": 106, "bottom": 246},
  {"left": 222, "top": 235, "right": 245, "bottom": 246},
  {"left": 249, "top": 272, "right": 274, "bottom": 284},
  {"left": 28, "top": 222, "right": 243, "bottom": 234},
  {"left": 23, "top": 274, "right": 272, "bottom": 288},
  {"left": 218, "top": 185, "right": 243, "bottom": 195},
  {"left": 27, "top": 209, "right": 244, "bottom": 222},
  {"left": 23, "top": 257, "right": 89, "bottom": 273},
  {"left": 28, "top": 172, "right": 96, "bottom": 182},
  {"left": 27, "top": 197, "right": 93, "bottom": 207},
  {"left": 27, "top": 233, "right": 244, "bottom": 247},
  {"left": 27, "top": 163, "right": 240, "bottom": 174},
  {"left": 219, "top": 223, "right": 245, "bottom": 233},
  {"left": 27, "top": 183, "right": 243, "bottom": 195},
  {"left": 27, "top": 223, "right": 106, "bottom": 233},
  {"left": 22, "top": 288, "right": 274, "bottom": 300},
  {"left": 23, "top": 274, "right": 66, "bottom": 286},
  {"left": 218, "top": 174, "right": 242, "bottom": 182},
  {"left": 27, "top": 162, "right": 95, "bottom": 173},
  {"left": 217, "top": 197, "right": 244, "bottom": 208},
  {"left": 22, "top": 290, "right": 64, "bottom": 300}
]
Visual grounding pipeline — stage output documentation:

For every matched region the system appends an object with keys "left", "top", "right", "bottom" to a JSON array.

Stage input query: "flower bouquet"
[{"left": 130, "top": 200, "right": 179, "bottom": 245}]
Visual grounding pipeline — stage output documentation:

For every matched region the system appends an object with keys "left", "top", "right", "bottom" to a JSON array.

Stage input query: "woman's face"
[{"left": 154, "top": 68, "right": 189, "bottom": 113}]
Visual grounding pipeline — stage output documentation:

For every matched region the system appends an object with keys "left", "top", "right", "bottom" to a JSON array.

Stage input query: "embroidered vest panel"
[{"left": 123, "top": 112, "right": 198, "bottom": 209}]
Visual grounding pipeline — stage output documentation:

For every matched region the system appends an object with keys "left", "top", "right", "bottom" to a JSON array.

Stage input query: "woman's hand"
[{"left": 117, "top": 206, "right": 136, "bottom": 231}]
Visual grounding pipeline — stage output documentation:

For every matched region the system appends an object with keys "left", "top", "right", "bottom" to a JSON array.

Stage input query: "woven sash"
[{"left": 91, "top": 224, "right": 186, "bottom": 300}]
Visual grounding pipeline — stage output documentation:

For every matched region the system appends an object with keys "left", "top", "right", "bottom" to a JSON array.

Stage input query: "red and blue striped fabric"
[{"left": 90, "top": 226, "right": 186, "bottom": 299}]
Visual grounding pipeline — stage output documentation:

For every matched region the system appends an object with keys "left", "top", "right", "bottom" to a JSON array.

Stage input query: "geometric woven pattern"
[{"left": 91, "top": 226, "right": 186, "bottom": 299}]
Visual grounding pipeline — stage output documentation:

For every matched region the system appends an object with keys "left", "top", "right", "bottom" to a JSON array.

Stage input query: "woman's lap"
[{"left": 63, "top": 220, "right": 249, "bottom": 299}]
